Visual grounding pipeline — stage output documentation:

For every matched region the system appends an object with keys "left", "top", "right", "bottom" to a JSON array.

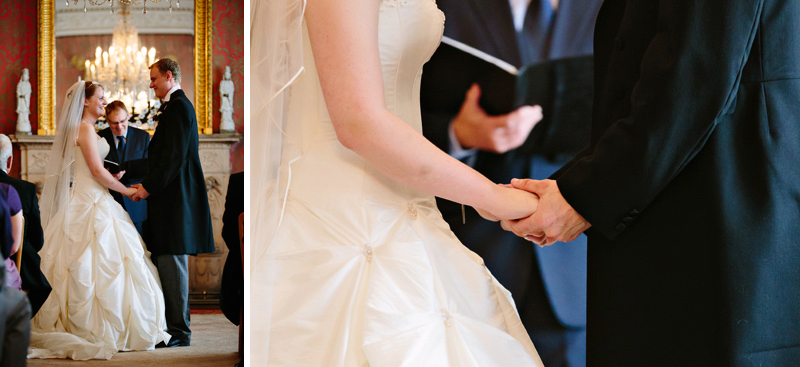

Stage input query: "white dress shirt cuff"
[{"left": 448, "top": 121, "right": 478, "bottom": 161}]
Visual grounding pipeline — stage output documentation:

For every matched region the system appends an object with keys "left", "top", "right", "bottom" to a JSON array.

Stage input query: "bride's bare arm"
[
  {"left": 305, "top": 0, "right": 536, "bottom": 219},
  {"left": 77, "top": 123, "right": 136, "bottom": 197}
]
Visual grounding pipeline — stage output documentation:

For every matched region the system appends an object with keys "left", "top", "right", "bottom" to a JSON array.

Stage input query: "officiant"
[{"left": 99, "top": 100, "right": 151, "bottom": 236}]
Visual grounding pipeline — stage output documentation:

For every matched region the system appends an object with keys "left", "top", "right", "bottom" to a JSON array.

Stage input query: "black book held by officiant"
[
  {"left": 420, "top": 36, "right": 594, "bottom": 160},
  {"left": 104, "top": 158, "right": 148, "bottom": 177}
]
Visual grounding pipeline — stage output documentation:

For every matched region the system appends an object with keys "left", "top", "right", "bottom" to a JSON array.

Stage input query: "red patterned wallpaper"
[
  {"left": 213, "top": 0, "right": 244, "bottom": 173},
  {"left": 0, "top": 1, "right": 38, "bottom": 178}
]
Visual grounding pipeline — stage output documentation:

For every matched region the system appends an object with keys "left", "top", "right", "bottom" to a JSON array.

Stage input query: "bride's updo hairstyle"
[{"left": 83, "top": 81, "right": 104, "bottom": 102}]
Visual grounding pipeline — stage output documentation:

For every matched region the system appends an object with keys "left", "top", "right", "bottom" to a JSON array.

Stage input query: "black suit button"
[
  {"left": 629, "top": 209, "right": 640, "bottom": 215},
  {"left": 616, "top": 223, "right": 626, "bottom": 231},
  {"left": 622, "top": 216, "right": 633, "bottom": 224},
  {"left": 614, "top": 37, "right": 624, "bottom": 51}
]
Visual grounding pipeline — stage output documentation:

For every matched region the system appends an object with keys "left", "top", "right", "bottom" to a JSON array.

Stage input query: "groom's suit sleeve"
[
  {"left": 141, "top": 102, "right": 192, "bottom": 197},
  {"left": 553, "top": 1, "right": 762, "bottom": 240}
]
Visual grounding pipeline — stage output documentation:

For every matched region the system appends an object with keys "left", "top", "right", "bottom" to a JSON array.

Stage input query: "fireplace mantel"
[{"left": 10, "top": 133, "right": 241, "bottom": 305}]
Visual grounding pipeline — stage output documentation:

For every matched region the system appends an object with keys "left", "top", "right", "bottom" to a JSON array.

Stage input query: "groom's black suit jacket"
[
  {"left": 0, "top": 170, "right": 50, "bottom": 315},
  {"left": 552, "top": 1, "right": 800, "bottom": 366},
  {"left": 141, "top": 89, "right": 214, "bottom": 255}
]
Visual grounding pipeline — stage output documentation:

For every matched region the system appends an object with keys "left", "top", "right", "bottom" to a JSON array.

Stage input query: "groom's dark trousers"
[
  {"left": 421, "top": 1, "right": 602, "bottom": 365},
  {"left": 141, "top": 89, "right": 215, "bottom": 343},
  {"left": 551, "top": 1, "right": 800, "bottom": 366}
]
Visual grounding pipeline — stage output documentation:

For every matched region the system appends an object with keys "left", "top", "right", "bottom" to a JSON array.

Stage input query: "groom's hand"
[
  {"left": 501, "top": 179, "right": 591, "bottom": 246},
  {"left": 130, "top": 184, "right": 150, "bottom": 202}
]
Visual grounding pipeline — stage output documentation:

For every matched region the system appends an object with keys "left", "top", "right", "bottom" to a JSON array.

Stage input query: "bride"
[
  {"left": 28, "top": 81, "right": 169, "bottom": 360},
  {"left": 252, "top": 0, "right": 544, "bottom": 365}
]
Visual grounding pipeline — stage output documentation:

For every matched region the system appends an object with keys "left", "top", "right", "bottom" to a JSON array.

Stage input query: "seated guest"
[
  {"left": 0, "top": 183, "right": 22, "bottom": 290},
  {"left": 0, "top": 133, "right": 50, "bottom": 315},
  {"left": 221, "top": 171, "right": 243, "bottom": 367},
  {"left": 98, "top": 101, "right": 151, "bottom": 236},
  {"left": 0, "top": 184, "right": 31, "bottom": 366},
  {"left": 220, "top": 171, "right": 244, "bottom": 325}
]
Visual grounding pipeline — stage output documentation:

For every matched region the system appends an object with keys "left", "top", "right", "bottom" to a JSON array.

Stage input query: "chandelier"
[
  {"left": 67, "top": 0, "right": 180, "bottom": 14},
  {"left": 85, "top": 5, "right": 159, "bottom": 118}
]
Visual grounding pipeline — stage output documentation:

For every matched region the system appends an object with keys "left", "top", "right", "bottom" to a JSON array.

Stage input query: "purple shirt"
[{"left": 0, "top": 183, "right": 21, "bottom": 215}]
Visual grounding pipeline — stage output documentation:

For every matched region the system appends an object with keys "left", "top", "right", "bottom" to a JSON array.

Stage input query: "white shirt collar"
[
  {"left": 113, "top": 129, "right": 129, "bottom": 148},
  {"left": 509, "top": 0, "right": 559, "bottom": 32},
  {"left": 164, "top": 85, "right": 182, "bottom": 102},
  {"left": 114, "top": 129, "right": 129, "bottom": 139}
]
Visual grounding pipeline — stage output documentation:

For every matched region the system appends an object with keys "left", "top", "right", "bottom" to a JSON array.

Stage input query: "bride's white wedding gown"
[
  {"left": 28, "top": 137, "right": 169, "bottom": 360},
  {"left": 254, "top": 0, "right": 544, "bottom": 365}
]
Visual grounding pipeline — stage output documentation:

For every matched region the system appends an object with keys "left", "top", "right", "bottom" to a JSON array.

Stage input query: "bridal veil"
[
  {"left": 250, "top": 0, "right": 306, "bottom": 362},
  {"left": 40, "top": 81, "right": 86, "bottom": 244}
]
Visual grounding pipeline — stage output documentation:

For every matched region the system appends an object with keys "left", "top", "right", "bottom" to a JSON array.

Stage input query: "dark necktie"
[
  {"left": 517, "top": 0, "right": 555, "bottom": 64},
  {"left": 117, "top": 135, "right": 126, "bottom": 161}
]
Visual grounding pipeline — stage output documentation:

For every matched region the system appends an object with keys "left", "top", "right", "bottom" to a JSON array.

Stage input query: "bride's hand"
[
  {"left": 112, "top": 170, "right": 126, "bottom": 180},
  {"left": 123, "top": 187, "right": 137, "bottom": 198},
  {"left": 477, "top": 185, "right": 539, "bottom": 221}
]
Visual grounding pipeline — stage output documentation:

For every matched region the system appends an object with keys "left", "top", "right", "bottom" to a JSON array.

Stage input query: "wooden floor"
[{"left": 27, "top": 312, "right": 240, "bottom": 367}]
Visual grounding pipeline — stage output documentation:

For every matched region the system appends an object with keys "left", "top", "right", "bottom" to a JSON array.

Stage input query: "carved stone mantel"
[{"left": 10, "top": 133, "right": 241, "bottom": 305}]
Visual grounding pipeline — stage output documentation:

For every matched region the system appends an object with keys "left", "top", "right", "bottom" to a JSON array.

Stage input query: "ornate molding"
[
  {"left": 30, "top": 152, "right": 50, "bottom": 172},
  {"left": 55, "top": 7, "right": 194, "bottom": 37},
  {"left": 200, "top": 151, "right": 223, "bottom": 172},
  {"left": 38, "top": 0, "right": 55, "bottom": 135},
  {"left": 195, "top": 0, "right": 213, "bottom": 134},
  {"left": 199, "top": 143, "right": 236, "bottom": 149}
]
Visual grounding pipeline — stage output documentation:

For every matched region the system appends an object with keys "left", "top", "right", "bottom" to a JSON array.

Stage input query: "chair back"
[{"left": 15, "top": 216, "right": 24, "bottom": 270}]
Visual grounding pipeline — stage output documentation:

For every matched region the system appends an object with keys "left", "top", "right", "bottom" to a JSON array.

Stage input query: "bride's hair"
[
  {"left": 65, "top": 81, "right": 102, "bottom": 101},
  {"left": 83, "top": 81, "right": 104, "bottom": 102}
]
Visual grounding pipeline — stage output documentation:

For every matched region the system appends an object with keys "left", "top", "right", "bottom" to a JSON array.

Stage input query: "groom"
[
  {"left": 132, "top": 58, "right": 215, "bottom": 348},
  {"left": 502, "top": 2, "right": 800, "bottom": 366}
]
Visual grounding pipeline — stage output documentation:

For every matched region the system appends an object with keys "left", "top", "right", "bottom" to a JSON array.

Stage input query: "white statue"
[
  {"left": 16, "top": 68, "right": 32, "bottom": 135},
  {"left": 219, "top": 66, "right": 236, "bottom": 133}
]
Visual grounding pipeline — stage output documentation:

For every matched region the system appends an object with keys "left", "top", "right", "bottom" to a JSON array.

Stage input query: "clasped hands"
[
  {"left": 126, "top": 184, "right": 150, "bottom": 202},
  {"left": 482, "top": 179, "right": 591, "bottom": 247}
]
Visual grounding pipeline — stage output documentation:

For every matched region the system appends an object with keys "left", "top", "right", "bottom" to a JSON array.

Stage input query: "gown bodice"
[
  {"left": 284, "top": 0, "right": 445, "bottom": 208},
  {"left": 73, "top": 137, "right": 110, "bottom": 192}
]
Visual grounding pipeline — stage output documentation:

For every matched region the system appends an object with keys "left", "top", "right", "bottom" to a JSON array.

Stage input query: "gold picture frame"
[{"left": 37, "top": 0, "right": 214, "bottom": 135}]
